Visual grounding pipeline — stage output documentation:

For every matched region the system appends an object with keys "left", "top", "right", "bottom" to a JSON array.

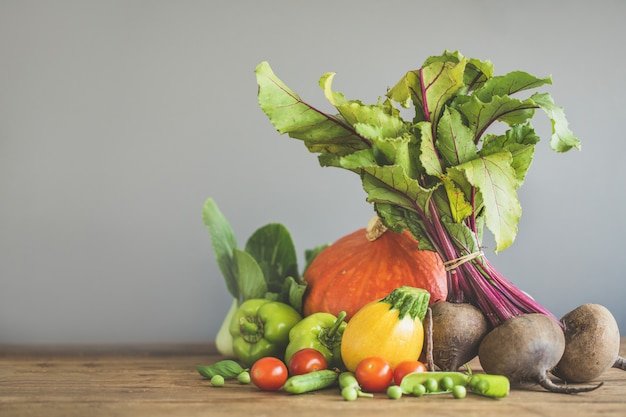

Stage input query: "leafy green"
[
  {"left": 197, "top": 359, "right": 245, "bottom": 379},
  {"left": 255, "top": 52, "right": 580, "bottom": 253},
  {"left": 202, "top": 199, "right": 239, "bottom": 299},
  {"left": 255, "top": 51, "right": 581, "bottom": 326},
  {"left": 244, "top": 223, "right": 299, "bottom": 295},
  {"left": 202, "top": 197, "right": 320, "bottom": 312}
]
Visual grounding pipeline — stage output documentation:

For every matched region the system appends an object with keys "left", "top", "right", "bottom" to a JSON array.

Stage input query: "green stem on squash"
[{"left": 380, "top": 286, "right": 431, "bottom": 321}]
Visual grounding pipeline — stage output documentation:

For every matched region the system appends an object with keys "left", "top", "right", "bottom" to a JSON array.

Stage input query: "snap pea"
[
  {"left": 338, "top": 371, "right": 359, "bottom": 389},
  {"left": 400, "top": 371, "right": 510, "bottom": 399},
  {"left": 283, "top": 370, "right": 338, "bottom": 394},
  {"left": 338, "top": 371, "right": 374, "bottom": 400},
  {"left": 399, "top": 372, "right": 470, "bottom": 395},
  {"left": 467, "top": 374, "right": 510, "bottom": 398}
]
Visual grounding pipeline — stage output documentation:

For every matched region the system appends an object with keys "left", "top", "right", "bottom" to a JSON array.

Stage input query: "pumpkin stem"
[
  {"left": 365, "top": 216, "right": 388, "bottom": 242},
  {"left": 381, "top": 286, "right": 431, "bottom": 321}
]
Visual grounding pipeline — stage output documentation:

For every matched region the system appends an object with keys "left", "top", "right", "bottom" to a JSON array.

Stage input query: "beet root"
[
  {"left": 421, "top": 301, "right": 490, "bottom": 371},
  {"left": 478, "top": 313, "right": 603, "bottom": 394},
  {"left": 552, "top": 303, "right": 622, "bottom": 383}
]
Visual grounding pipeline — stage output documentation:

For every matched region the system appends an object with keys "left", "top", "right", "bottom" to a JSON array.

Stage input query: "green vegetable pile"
[{"left": 202, "top": 198, "right": 327, "bottom": 358}]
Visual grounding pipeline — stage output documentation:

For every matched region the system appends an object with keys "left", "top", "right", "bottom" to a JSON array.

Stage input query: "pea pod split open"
[{"left": 399, "top": 371, "right": 510, "bottom": 398}]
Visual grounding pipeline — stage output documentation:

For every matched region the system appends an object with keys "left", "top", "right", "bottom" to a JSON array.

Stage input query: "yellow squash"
[{"left": 340, "top": 286, "right": 430, "bottom": 371}]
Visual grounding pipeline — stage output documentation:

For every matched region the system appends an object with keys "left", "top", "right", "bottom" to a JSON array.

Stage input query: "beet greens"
[{"left": 255, "top": 51, "right": 580, "bottom": 327}]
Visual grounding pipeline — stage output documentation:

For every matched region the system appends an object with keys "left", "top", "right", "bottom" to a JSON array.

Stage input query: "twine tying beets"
[{"left": 444, "top": 251, "right": 484, "bottom": 272}]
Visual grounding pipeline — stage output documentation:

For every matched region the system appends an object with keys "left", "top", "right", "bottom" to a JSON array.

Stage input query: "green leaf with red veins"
[
  {"left": 416, "top": 121, "right": 442, "bottom": 176},
  {"left": 481, "top": 124, "right": 540, "bottom": 185},
  {"left": 436, "top": 107, "right": 478, "bottom": 168},
  {"left": 456, "top": 95, "right": 538, "bottom": 143},
  {"left": 531, "top": 92, "right": 581, "bottom": 152},
  {"left": 440, "top": 175, "right": 473, "bottom": 223},
  {"left": 473, "top": 71, "right": 552, "bottom": 102},
  {"left": 360, "top": 164, "right": 437, "bottom": 214},
  {"left": 450, "top": 152, "right": 521, "bottom": 252},
  {"left": 420, "top": 59, "right": 467, "bottom": 125},
  {"left": 255, "top": 62, "right": 365, "bottom": 156}
]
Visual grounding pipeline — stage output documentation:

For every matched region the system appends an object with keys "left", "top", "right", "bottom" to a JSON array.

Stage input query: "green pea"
[
  {"left": 412, "top": 383, "right": 426, "bottom": 397},
  {"left": 452, "top": 385, "right": 467, "bottom": 399},
  {"left": 237, "top": 371, "right": 251, "bottom": 384},
  {"left": 425, "top": 378, "right": 439, "bottom": 393},
  {"left": 387, "top": 385, "right": 403, "bottom": 400},
  {"left": 210, "top": 374, "right": 225, "bottom": 387},
  {"left": 474, "top": 379, "right": 489, "bottom": 395},
  {"left": 440, "top": 376, "right": 454, "bottom": 391},
  {"left": 342, "top": 386, "right": 358, "bottom": 401}
]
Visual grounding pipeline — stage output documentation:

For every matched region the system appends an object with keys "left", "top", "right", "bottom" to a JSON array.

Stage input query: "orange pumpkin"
[{"left": 303, "top": 217, "right": 448, "bottom": 320}]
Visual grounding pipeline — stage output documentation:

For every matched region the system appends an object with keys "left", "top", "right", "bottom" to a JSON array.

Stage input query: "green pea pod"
[
  {"left": 283, "top": 370, "right": 339, "bottom": 394},
  {"left": 284, "top": 311, "right": 347, "bottom": 369},
  {"left": 229, "top": 299, "right": 302, "bottom": 366},
  {"left": 468, "top": 374, "right": 510, "bottom": 398},
  {"left": 400, "top": 372, "right": 470, "bottom": 395}
]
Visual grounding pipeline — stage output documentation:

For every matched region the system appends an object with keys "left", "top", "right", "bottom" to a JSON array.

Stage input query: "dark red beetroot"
[
  {"left": 478, "top": 313, "right": 602, "bottom": 394},
  {"left": 421, "top": 301, "right": 490, "bottom": 371},
  {"left": 553, "top": 304, "right": 624, "bottom": 383}
]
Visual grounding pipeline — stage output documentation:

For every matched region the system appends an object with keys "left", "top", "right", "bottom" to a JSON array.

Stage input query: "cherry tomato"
[
  {"left": 393, "top": 360, "right": 427, "bottom": 385},
  {"left": 355, "top": 356, "right": 393, "bottom": 392},
  {"left": 288, "top": 348, "right": 328, "bottom": 376},
  {"left": 250, "top": 357, "right": 288, "bottom": 391}
]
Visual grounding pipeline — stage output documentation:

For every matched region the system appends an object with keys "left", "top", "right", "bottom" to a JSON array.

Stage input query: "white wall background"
[{"left": 1, "top": 0, "right": 625, "bottom": 344}]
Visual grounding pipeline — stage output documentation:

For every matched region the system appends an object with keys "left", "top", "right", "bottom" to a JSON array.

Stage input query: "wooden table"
[{"left": 1, "top": 340, "right": 625, "bottom": 417}]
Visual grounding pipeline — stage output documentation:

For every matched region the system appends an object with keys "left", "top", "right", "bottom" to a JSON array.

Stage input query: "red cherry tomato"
[
  {"left": 288, "top": 348, "right": 328, "bottom": 376},
  {"left": 250, "top": 357, "right": 288, "bottom": 391},
  {"left": 354, "top": 356, "right": 393, "bottom": 392},
  {"left": 393, "top": 360, "right": 427, "bottom": 385}
]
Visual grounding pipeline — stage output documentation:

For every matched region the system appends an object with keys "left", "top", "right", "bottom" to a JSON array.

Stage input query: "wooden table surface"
[{"left": 1, "top": 340, "right": 625, "bottom": 417}]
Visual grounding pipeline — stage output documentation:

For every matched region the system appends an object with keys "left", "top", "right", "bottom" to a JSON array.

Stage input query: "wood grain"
[{"left": 1, "top": 340, "right": 625, "bottom": 417}]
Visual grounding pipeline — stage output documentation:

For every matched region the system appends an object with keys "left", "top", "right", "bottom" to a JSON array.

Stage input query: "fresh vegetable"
[
  {"left": 553, "top": 304, "right": 625, "bottom": 383},
  {"left": 478, "top": 313, "right": 602, "bottom": 394},
  {"left": 283, "top": 369, "right": 339, "bottom": 394},
  {"left": 422, "top": 301, "right": 490, "bottom": 371},
  {"left": 255, "top": 51, "right": 581, "bottom": 328},
  {"left": 288, "top": 348, "right": 327, "bottom": 376},
  {"left": 284, "top": 311, "right": 347, "bottom": 369},
  {"left": 210, "top": 375, "right": 225, "bottom": 387},
  {"left": 399, "top": 371, "right": 469, "bottom": 395},
  {"left": 340, "top": 286, "right": 430, "bottom": 371},
  {"left": 399, "top": 371, "right": 509, "bottom": 398},
  {"left": 203, "top": 198, "right": 321, "bottom": 356},
  {"left": 230, "top": 298, "right": 302, "bottom": 366},
  {"left": 339, "top": 371, "right": 374, "bottom": 400},
  {"left": 467, "top": 374, "right": 510, "bottom": 398},
  {"left": 237, "top": 371, "right": 251, "bottom": 384},
  {"left": 393, "top": 360, "right": 427, "bottom": 385},
  {"left": 452, "top": 385, "right": 467, "bottom": 399},
  {"left": 386, "top": 385, "right": 403, "bottom": 399},
  {"left": 250, "top": 357, "right": 289, "bottom": 391},
  {"left": 302, "top": 217, "right": 446, "bottom": 320},
  {"left": 411, "top": 383, "right": 426, "bottom": 397},
  {"left": 354, "top": 356, "right": 394, "bottom": 393}
]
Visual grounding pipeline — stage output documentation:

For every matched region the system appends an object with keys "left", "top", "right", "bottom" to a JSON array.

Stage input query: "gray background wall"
[{"left": 1, "top": 0, "right": 625, "bottom": 344}]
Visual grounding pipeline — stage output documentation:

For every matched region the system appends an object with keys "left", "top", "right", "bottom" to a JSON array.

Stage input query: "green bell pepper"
[
  {"left": 229, "top": 298, "right": 302, "bottom": 366},
  {"left": 284, "top": 311, "right": 347, "bottom": 369}
]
